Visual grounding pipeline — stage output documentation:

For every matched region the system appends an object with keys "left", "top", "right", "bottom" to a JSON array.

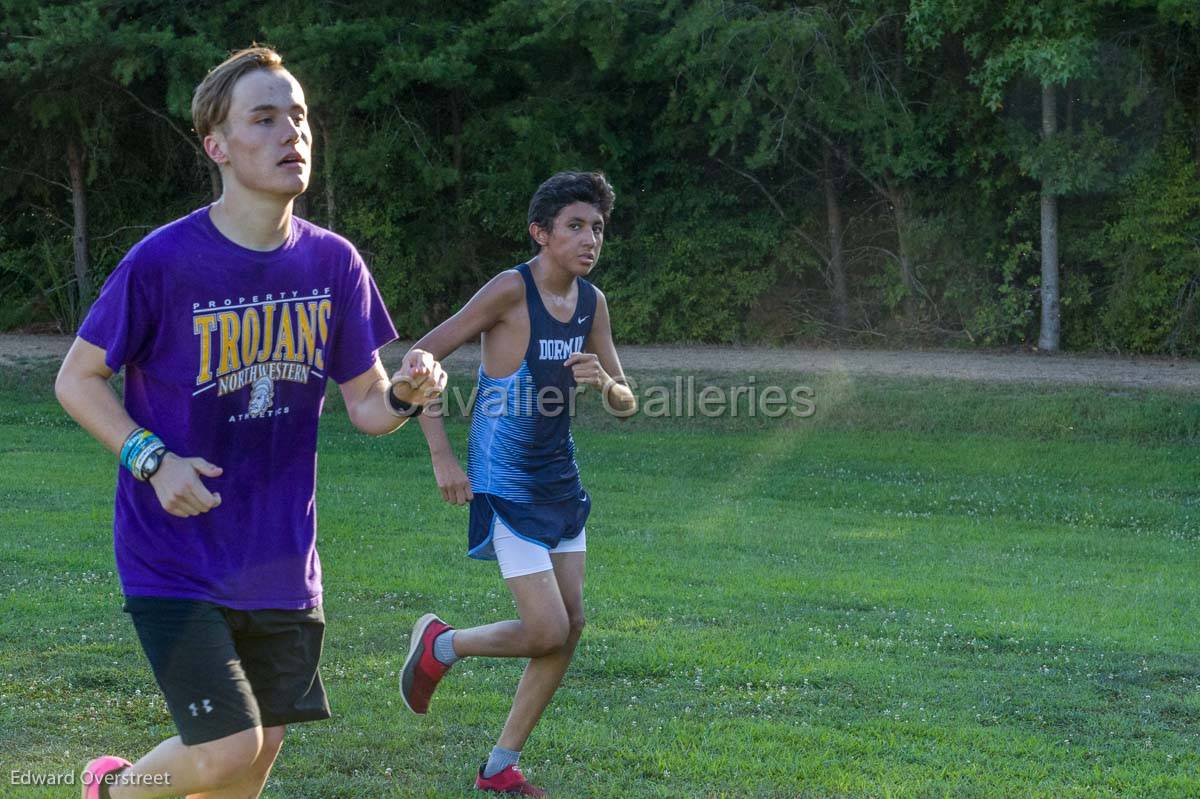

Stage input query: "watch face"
[{"left": 142, "top": 449, "right": 164, "bottom": 480}]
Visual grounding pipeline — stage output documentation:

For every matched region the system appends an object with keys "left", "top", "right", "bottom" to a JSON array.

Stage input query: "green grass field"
[{"left": 1, "top": 360, "right": 1198, "bottom": 798}]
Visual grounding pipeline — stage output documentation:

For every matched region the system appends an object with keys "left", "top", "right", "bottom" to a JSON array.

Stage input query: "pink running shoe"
[
  {"left": 81, "top": 755, "right": 132, "bottom": 799},
  {"left": 400, "top": 613, "right": 454, "bottom": 714},
  {"left": 475, "top": 763, "right": 547, "bottom": 796}
]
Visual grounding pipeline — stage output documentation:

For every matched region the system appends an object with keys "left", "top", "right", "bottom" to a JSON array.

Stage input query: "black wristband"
[
  {"left": 136, "top": 445, "right": 168, "bottom": 482},
  {"left": 387, "top": 383, "right": 424, "bottom": 417}
]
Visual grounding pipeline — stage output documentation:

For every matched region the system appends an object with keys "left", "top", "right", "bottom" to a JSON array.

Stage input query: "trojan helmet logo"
[{"left": 248, "top": 376, "right": 275, "bottom": 418}]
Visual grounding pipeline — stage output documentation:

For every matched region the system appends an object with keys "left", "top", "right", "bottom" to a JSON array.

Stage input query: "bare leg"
[
  {"left": 188, "top": 726, "right": 285, "bottom": 799},
  {"left": 450, "top": 564, "right": 575, "bottom": 659},
  {"left": 107, "top": 727, "right": 264, "bottom": 799},
  {"left": 498, "top": 553, "right": 586, "bottom": 751}
]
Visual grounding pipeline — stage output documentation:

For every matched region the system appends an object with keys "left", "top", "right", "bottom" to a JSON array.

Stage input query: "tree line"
[{"left": 2, "top": 1, "right": 1198, "bottom": 354}]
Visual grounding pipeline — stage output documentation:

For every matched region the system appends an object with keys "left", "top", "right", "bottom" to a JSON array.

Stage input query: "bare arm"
[
  {"left": 55, "top": 337, "right": 224, "bottom": 517},
  {"left": 571, "top": 289, "right": 637, "bottom": 417},
  {"left": 411, "top": 270, "right": 526, "bottom": 360},
  {"left": 337, "top": 350, "right": 446, "bottom": 437},
  {"left": 55, "top": 337, "right": 136, "bottom": 453},
  {"left": 412, "top": 270, "right": 525, "bottom": 505}
]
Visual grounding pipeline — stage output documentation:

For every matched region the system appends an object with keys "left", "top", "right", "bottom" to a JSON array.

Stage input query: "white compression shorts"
[{"left": 492, "top": 516, "right": 587, "bottom": 579}]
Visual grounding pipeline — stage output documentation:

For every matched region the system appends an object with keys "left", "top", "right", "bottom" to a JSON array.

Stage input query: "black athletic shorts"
[{"left": 124, "top": 597, "right": 330, "bottom": 745}]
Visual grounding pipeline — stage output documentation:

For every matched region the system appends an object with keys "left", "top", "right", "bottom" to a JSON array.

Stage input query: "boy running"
[
  {"left": 55, "top": 47, "right": 445, "bottom": 798},
  {"left": 399, "top": 171, "right": 636, "bottom": 796}
]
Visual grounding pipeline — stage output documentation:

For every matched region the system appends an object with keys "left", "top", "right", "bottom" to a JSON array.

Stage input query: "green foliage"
[
  {"left": 911, "top": 194, "right": 1042, "bottom": 347},
  {"left": 0, "top": 231, "right": 74, "bottom": 331},
  {"left": 605, "top": 215, "right": 781, "bottom": 343},
  {"left": 2, "top": 0, "right": 1199, "bottom": 351},
  {"left": 1016, "top": 120, "right": 1120, "bottom": 194},
  {"left": 1094, "top": 138, "right": 1200, "bottom": 354}
]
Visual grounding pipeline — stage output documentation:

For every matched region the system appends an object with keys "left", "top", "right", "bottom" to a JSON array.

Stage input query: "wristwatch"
[
  {"left": 136, "top": 446, "right": 168, "bottom": 482},
  {"left": 387, "top": 384, "right": 424, "bottom": 417}
]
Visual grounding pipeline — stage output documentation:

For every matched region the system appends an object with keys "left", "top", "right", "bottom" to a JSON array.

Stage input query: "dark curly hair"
[{"left": 527, "top": 171, "right": 616, "bottom": 253}]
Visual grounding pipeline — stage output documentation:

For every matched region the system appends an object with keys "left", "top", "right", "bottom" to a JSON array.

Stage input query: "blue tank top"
[{"left": 468, "top": 262, "right": 597, "bottom": 503}]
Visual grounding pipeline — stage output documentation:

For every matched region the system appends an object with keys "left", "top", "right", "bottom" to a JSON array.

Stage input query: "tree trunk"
[
  {"left": 1194, "top": 78, "right": 1200, "bottom": 170},
  {"left": 889, "top": 21, "right": 918, "bottom": 325},
  {"left": 1064, "top": 80, "right": 1075, "bottom": 133},
  {"left": 318, "top": 118, "right": 335, "bottom": 231},
  {"left": 889, "top": 186, "right": 919, "bottom": 323},
  {"left": 451, "top": 91, "right": 464, "bottom": 203},
  {"left": 1038, "top": 82, "right": 1061, "bottom": 352},
  {"left": 66, "top": 138, "right": 91, "bottom": 325},
  {"left": 823, "top": 145, "right": 849, "bottom": 329}
]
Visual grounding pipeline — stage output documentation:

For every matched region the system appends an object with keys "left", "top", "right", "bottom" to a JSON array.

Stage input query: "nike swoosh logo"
[{"left": 577, "top": 315, "right": 590, "bottom": 324}]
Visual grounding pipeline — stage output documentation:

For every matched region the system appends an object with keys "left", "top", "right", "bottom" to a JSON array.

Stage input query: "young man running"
[
  {"left": 399, "top": 171, "right": 636, "bottom": 796},
  {"left": 55, "top": 47, "right": 445, "bottom": 799}
]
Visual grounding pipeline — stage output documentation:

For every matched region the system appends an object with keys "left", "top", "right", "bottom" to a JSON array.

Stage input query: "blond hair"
[{"left": 191, "top": 46, "right": 284, "bottom": 138}]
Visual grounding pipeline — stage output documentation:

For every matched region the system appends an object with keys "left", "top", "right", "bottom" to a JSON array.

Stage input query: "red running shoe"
[
  {"left": 475, "top": 763, "right": 547, "bottom": 796},
  {"left": 81, "top": 756, "right": 132, "bottom": 799},
  {"left": 400, "top": 613, "right": 453, "bottom": 714}
]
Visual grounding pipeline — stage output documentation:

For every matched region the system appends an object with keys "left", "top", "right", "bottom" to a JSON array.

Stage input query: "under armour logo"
[
  {"left": 188, "top": 699, "right": 214, "bottom": 716},
  {"left": 577, "top": 315, "right": 589, "bottom": 324}
]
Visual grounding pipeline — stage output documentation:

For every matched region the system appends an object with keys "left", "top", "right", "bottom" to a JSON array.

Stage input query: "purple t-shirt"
[{"left": 78, "top": 207, "right": 397, "bottom": 610}]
